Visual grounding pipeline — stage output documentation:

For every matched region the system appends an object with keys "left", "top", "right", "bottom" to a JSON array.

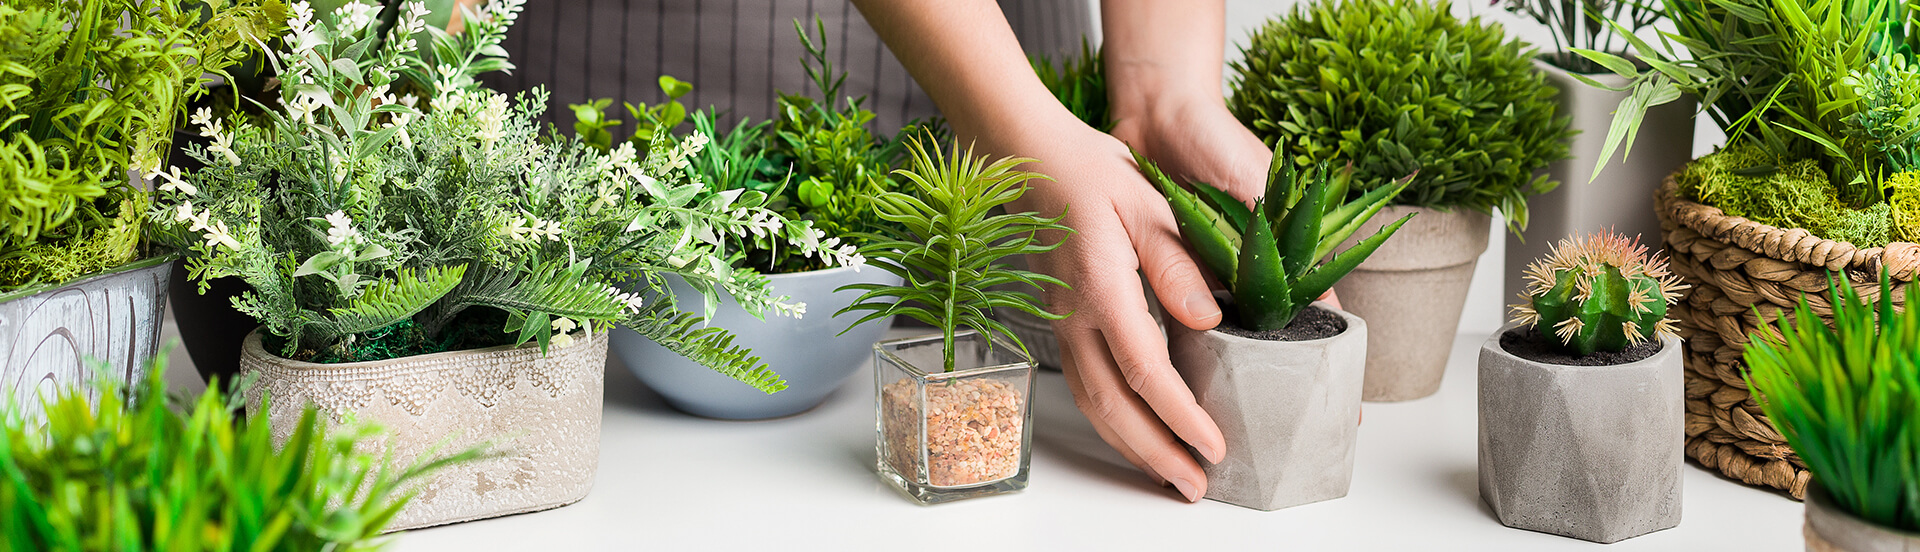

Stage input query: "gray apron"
[{"left": 488, "top": 0, "right": 1092, "bottom": 131}]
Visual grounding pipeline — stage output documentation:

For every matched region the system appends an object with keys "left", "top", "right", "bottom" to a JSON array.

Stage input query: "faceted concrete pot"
[
  {"left": 610, "top": 264, "right": 901, "bottom": 419},
  {"left": 0, "top": 256, "right": 174, "bottom": 414},
  {"left": 1166, "top": 303, "right": 1366, "bottom": 511},
  {"left": 1505, "top": 58, "right": 1695, "bottom": 304},
  {"left": 1333, "top": 206, "right": 1490, "bottom": 401},
  {"left": 1478, "top": 323, "right": 1683, "bottom": 543},
  {"left": 1805, "top": 483, "right": 1920, "bottom": 552},
  {"left": 241, "top": 328, "right": 606, "bottom": 531}
]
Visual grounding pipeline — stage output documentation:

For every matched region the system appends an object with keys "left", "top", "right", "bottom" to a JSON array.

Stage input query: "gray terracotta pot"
[
  {"left": 609, "top": 263, "right": 901, "bottom": 419},
  {"left": 1505, "top": 58, "right": 1696, "bottom": 304},
  {"left": 1805, "top": 483, "right": 1920, "bottom": 552},
  {"left": 240, "top": 327, "right": 606, "bottom": 531},
  {"left": 1, "top": 256, "right": 174, "bottom": 413},
  {"left": 1166, "top": 303, "right": 1366, "bottom": 511},
  {"left": 1478, "top": 323, "right": 1683, "bottom": 543},
  {"left": 1333, "top": 205, "right": 1490, "bottom": 401}
]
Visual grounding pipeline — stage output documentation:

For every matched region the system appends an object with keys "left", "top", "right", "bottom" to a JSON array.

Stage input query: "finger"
[
  {"left": 1125, "top": 197, "right": 1223, "bottom": 332},
  {"left": 1087, "top": 271, "right": 1226, "bottom": 465},
  {"left": 1057, "top": 323, "right": 1208, "bottom": 502},
  {"left": 1319, "top": 288, "right": 1342, "bottom": 310},
  {"left": 1059, "top": 343, "right": 1167, "bottom": 487}
]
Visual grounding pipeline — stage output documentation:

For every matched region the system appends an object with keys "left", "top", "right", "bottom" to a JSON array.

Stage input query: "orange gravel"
[{"left": 881, "top": 377, "right": 1025, "bottom": 487}]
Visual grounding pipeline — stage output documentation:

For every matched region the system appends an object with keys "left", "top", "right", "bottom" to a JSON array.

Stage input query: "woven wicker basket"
[{"left": 1656, "top": 176, "right": 1920, "bottom": 500}]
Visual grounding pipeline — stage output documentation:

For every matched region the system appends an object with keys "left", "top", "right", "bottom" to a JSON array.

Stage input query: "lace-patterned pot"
[{"left": 239, "top": 327, "right": 607, "bottom": 531}]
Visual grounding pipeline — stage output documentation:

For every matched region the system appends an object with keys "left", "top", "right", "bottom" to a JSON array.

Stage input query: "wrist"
[{"left": 1107, "top": 76, "right": 1230, "bottom": 134}]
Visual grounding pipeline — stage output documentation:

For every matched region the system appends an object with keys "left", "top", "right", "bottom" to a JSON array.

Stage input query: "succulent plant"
[
  {"left": 1510, "top": 232, "right": 1687, "bottom": 355},
  {"left": 1135, "top": 149, "right": 1414, "bottom": 332}
]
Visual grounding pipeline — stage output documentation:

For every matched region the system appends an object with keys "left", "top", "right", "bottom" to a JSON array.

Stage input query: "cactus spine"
[{"left": 1510, "top": 232, "right": 1688, "bottom": 355}]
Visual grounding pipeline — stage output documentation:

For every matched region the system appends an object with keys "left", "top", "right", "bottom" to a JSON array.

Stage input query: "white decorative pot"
[
  {"left": 0, "top": 256, "right": 174, "bottom": 413},
  {"left": 1505, "top": 58, "right": 1696, "bottom": 303},
  {"left": 1166, "top": 302, "right": 1366, "bottom": 511},
  {"left": 1805, "top": 483, "right": 1920, "bottom": 552},
  {"left": 609, "top": 264, "right": 901, "bottom": 419},
  {"left": 240, "top": 327, "right": 606, "bottom": 531},
  {"left": 1478, "top": 322, "right": 1683, "bottom": 543},
  {"left": 1332, "top": 205, "right": 1490, "bottom": 401}
]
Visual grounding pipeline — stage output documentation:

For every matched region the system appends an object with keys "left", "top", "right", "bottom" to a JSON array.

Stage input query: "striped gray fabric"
[{"left": 487, "top": 0, "right": 1091, "bottom": 132}]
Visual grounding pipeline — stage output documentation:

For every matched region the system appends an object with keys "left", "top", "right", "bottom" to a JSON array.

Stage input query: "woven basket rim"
[{"left": 1657, "top": 174, "right": 1920, "bottom": 281}]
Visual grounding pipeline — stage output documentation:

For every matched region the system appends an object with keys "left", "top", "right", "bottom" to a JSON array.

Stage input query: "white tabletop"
[{"left": 376, "top": 329, "right": 1802, "bottom": 552}]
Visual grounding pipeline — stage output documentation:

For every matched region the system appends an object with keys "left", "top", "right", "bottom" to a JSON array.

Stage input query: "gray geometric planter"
[
  {"left": 1478, "top": 322, "right": 1684, "bottom": 543},
  {"left": 1166, "top": 303, "right": 1366, "bottom": 511},
  {"left": 0, "top": 256, "right": 174, "bottom": 413},
  {"left": 1805, "top": 483, "right": 1920, "bottom": 552},
  {"left": 1333, "top": 205, "right": 1490, "bottom": 402},
  {"left": 610, "top": 263, "right": 901, "bottom": 419}
]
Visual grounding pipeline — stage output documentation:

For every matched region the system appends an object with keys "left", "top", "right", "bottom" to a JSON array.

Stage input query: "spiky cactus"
[
  {"left": 1511, "top": 232, "right": 1687, "bottom": 355},
  {"left": 1136, "top": 148, "right": 1414, "bottom": 331}
]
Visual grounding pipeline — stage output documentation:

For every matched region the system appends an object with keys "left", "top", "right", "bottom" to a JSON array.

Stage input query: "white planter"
[
  {"left": 1478, "top": 322, "right": 1684, "bottom": 543},
  {"left": 241, "top": 328, "right": 606, "bottom": 531},
  {"left": 1332, "top": 206, "right": 1490, "bottom": 401},
  {"left": 609, "top": 264, "right": 901, "bottom": 419},
  {"left": 0, "top": 256, "right": 174, "bottom": 413},
  {"left": 1505, "top": 58, "right": 1696, "bottom": 303},
  {"left": 1805, "top": 483, "right": 1920, "bottom": 552},
  {"left": 1166, "top": 303, "right": 1366, "bottom": 511}
]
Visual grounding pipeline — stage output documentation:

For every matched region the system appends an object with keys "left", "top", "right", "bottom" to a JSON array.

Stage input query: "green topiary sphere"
[{"left": 1229, "top": 0, "right": 1572, "bottom": 232}]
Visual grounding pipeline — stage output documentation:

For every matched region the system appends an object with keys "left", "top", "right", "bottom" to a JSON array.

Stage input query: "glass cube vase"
[{"left": 874, "top": 330, "right": 1036, "bottom": 505}]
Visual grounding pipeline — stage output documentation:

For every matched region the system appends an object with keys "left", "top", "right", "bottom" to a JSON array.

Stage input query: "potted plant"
[
  {"left": 152, "top": 0, "right": 832, "bottom": 528},
  {"left": 1229, "top": 0, "right": 1573, "bottom": 401},
  {"left": 836, "top": 136, "right": 1070, "bottom": 505},
  {"left": 1578, "top": 0, "right": 1920, "bottom": 496},
  {"left": 1478, "top": 231, "right": 1687, "bottom": 543},
  {"left": 1, "top": 359, "right": 482, "bottom": 547},
  {"left": 0, "top": 0, "right": 280, "bottom": 411},
  {"left": 1137, "top": 147, "right": 1412, "bottom": 510},
  {"left": 1495, "top": 0, "right": 1696, "bottom": 306},
  {"left": 1747, "top": 273, "right": 1920, "bottom": 551},
  {"left": 585, "top": 20, "right": 901, "bottom": 420}
]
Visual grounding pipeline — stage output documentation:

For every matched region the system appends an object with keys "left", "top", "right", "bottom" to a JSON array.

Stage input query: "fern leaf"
[
  {"left": 309, "top": 265, "right": 466, "bottom": 341},
  {"left": 625, "top": 299, "right": 788, "bottom": 394}
]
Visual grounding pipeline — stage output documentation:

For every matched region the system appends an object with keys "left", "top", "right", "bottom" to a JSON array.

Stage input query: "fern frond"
[
  {"left": 308, "top": 265, "right": 466, "bottom": 344},
  {"left": 624, "top": 298, "right": 787, "bottom": 394}
]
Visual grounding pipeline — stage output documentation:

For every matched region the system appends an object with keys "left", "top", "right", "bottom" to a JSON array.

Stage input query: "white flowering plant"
[{"left": 147, "top": 0, "right": 845, "bottom": 393}]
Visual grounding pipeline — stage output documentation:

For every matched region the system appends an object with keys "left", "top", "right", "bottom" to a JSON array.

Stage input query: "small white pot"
[
  {"left": 1166, "top": 303, "right": 1366, "bottom": 511},
  {"left": 1333, "top": 205, "right": 1490, "bottom": 401},
  {"left": 241, "top": 328, "right": 607, "bottom": 531},
  {"left": 0, "top": 256, "right": 174, "bottom": 414}
]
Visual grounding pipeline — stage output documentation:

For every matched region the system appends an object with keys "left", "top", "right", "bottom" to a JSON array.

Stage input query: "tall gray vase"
[
  {"left": 0, "top": 256, "right": 174, "bottom": 413},
  {"left": 1478, "top": 323, "right": 1684, "bottom": 543},
  {"left": 1506, "top": 58, "right": 1696, "bottom": 303},
  {"left": 1333, "top": 206, "right": 1490, "bottom": 402},
  {"left": 609, "top": 264, "right": 901, "bottom": 419}
]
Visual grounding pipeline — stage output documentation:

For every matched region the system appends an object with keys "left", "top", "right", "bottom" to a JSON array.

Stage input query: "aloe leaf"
[
  {"left": 1233, "top": 201, "right": 1294, "bottom": 331},
  {"left": 1291, "top": 212, "right": 1414, "bottom": 306},
  {"left": 1274, "top": 163, "right": 1327, "bottom": 279},
  {"left": 1316, "top": 174, "right": 1412, "bottom": 261},
  {"left": 1190, "top": 179, "right": 1252, "bottom": 232}
]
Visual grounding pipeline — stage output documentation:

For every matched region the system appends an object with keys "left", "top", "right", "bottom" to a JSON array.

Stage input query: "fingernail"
[
  {"left": 1169, "top": 476, "right": 1202, "bottom": 503},
  {"left": 1197, "top": 442, "right": 1225, "bottom": 464},
  {"left": 1186, "top": 290, "right": 1221, "bottom": 323}
]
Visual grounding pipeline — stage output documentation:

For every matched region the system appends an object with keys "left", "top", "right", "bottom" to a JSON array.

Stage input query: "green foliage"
[
  {"left": 1510, "top": 232, "right": 1684, "bottom": 355},
  {"left": 1680, "top": 144, "right": 1894, "bottom": 247},
  {"left": 1848, "top": 53, "right": 1920, "bottom": 175},
  {"left": 1746, "top": 272, "right": 1920, "bottom": 533},
  {"left": 568, "top": 75, "right": 693, "bottom": 152},
  {"left": 1, "top": 358, "right": 483, "bottom": 550},
  {"left": 1032, "top": 37, "right": 1109, "bottom": 131},
  {"left": 1892, "top": 171, "right": 1920, "bottom": 241},
  {"left": 836, "top": 136, "right": 1071, "bottom": 373},
  {"left": 1138, "top": 148, "right": 1413, "bottom": 331},
  {"left": 152, "top": 0, "right": 841, "bottom": 394},
  {"left": 1496, "top": 0, "right": 1664, "bottom": 73},
  {"left": 1229, "top": 0, "right": 1571, "bottom": 233},
  {"left": 0, "top": 0, "right": 285, "bottom": 292}
]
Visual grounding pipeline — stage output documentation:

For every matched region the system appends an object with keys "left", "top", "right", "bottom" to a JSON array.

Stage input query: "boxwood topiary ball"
[{"left": 1229, "top": 0, "right": 1572, "bottom": 232}]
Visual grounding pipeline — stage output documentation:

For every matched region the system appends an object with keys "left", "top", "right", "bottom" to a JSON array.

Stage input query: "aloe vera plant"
[{"left": 1135, "top": 149, "right": 1415, "bottom": 331}]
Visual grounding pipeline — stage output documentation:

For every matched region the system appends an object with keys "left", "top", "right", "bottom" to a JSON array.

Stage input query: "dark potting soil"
[
  {"left": 1499, "top": 325, "right": 1662, "bottom": 366},
  {"left": 1216, "top": 305, "right": 1347, "bottom": 342}
]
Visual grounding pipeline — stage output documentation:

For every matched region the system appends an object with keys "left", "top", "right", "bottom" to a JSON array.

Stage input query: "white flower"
[
  {"left": 149, "top": 166, "right": 195, "bottom": 196},
  {"left": 473, "top": 93, "right": 509, "bottom": 149},
  {"left": 172, "top": 201, "right": 198, "bottom": 224},
  {"left": 335, "top": 2, "right": 377, "bottom": 33},
  {"left": 284, "top": 92, "right": 324, "bottom": 125},
  {"left": 192, "top": 108, "right": 241, "bottom": 166},
  {"left": 551, "top": 316, "right": 580, "bottom": 346},
  {"left": 186, "top": 208, "right": 213, "bottom": 233},
  {"left": 506, "top": 212, "right": 563, "bottom": 242},
  {"left": 323, "top": 210, "right": 360, "bottom": 248},
  {"left": 202, "top": 219, "right": 241, "bottom": 251},
  {"left": 605, "top": 286, "right": 646, "bottom": 314},
  {"left": 770, "top": 300, "right": 806, "bottom": 319}
]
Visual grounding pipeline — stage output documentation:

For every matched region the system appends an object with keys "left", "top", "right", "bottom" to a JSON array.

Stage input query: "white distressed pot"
[
  {"left": 1505, "top": 58, "right": 1696, "bottom": 303},
  {"left": 1333, "top": 206, "right": 1490, "bottom": 401},
  {"left": 610, "top": 264, "right": 901, "bottom": 419},
  {"left": 0, "top": 256, "right": 174, "bottom": 413},
  {"left": 240, "top": 328, "right": 606, "bottom": 531},
  {"left": 1478, "top": 323, "right": 1683, "bottom": 543},
  {"left": 1805, "top": 483, "right": 1920, "bottom": 552},
  {"left": 1166, "top": 303, "right": 1366, "bottom": 511}
]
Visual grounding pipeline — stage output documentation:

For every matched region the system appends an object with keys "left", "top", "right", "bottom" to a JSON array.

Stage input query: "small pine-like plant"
[
  {"left": 1137, "top": 149, "right": 1414, "bottom": 332},
  {"left": 1, "top": 360, "right": 483, "bottom": 550},
  {"left": 1510, "top": 232, "right": 1686, "bottom": 355},
  {"left": 836, "top": 136, "right": 1071, "bottom": 373},
  {"left": 1746, "top": 272, "right": 1920, "bottom": 533}
]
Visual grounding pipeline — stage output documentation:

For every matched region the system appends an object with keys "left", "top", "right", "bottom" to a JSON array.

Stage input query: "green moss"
[
  {"left": 1680, "top": 145, "right": 1893, "bottom": 248},
  {"left": 266, "top": 309, "right": 518, "bottom": 364},
  {"left": 0, "top": 194, "right": 142, "bottom": 292},
  {"left": 1890, "top": 171, "right": 1920, "bottom": 242}
]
